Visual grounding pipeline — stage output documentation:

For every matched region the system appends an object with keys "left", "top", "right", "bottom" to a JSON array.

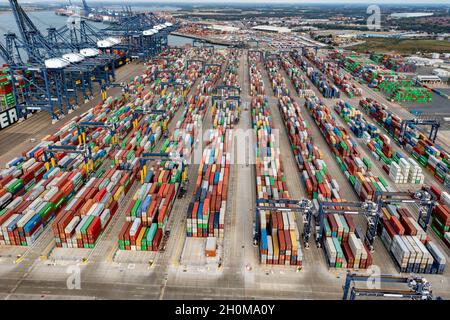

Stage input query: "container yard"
[{"left": 0, "top": 1, "right": 449, "bottom": 303}]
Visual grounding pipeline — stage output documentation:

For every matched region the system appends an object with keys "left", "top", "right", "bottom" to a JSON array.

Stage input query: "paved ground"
[{"left": 0, "top": 50, "right": 449, "bottom": 300}]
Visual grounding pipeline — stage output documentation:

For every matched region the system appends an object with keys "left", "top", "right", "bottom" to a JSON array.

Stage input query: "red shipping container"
[
  {"left": 152, "top": 228, "right": 162, "bottom": 251},
  {"left": 390, "top": 216, "right": 405, "bottom": 235}
]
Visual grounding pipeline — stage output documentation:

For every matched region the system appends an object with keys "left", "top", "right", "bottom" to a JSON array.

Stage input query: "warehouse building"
[
  {"left": 252, "top": 25, "right": 291, "bottom": 33},
  {"left": 210, "top": 25, "right": 240, "bottom": 33}
]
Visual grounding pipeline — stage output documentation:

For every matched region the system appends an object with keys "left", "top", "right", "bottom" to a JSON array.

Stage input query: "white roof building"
[
  {"left": 252, "top": 25, "right": 291, "bottom": 33},
  {"left": 210, "top": 25, "right": 240, "bottom": 32}
]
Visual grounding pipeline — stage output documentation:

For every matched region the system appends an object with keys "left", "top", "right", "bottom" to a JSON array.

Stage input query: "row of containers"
[
  {"left": 249, "top": 51, "right": 303, "bottom": 266},
  {"left": 303, "top": 93, "right": 446, "bottom": 273},
  {"left": 117, "top": 47, "right": 213, "bottom": 251},
  {"left": 52, "top": 49, "right": 193, "bottom": 249},
  {"left": 0, "top": 68, "right": 17, "bottom": 109},
  {"left": 289, "top": 50, "right": 341, "bottom": 99},
  {"left": 331, "top": 50, "right": 432, "bottom": 103},
  {"left": 279, "top": 55, "right": 313, "bottom": 98},
  {"left": 358, "top": 98, "right": 450, "bottom": 189},
  {"left": 212, "top": 51, "right": 241, "bottom": 129},
  {"left": 296, "top": 49, "right": 450, "bottom": 251},
  {"left": 298, "top": 49, "right": 450, "bottom": 254},
  {"left": 370, "top": 53, "right": 417, "bottom": 73},
  {"left": 298, "top": 49, "right": 447, "bottom": 187},
  {"left": 0, "top": 93, "right": 129, "bottom": 246},
  {"left": 187, "top": 49, "right": 232, "bottom": 243},
  {"left": 333, "top": 100, "right": 425, "bottom": 185},
  {"left": 300, "top": 49, "right": 363, "bottom": 99},
  {"left": 0, "top": 47, "right": 198, "bottom": 249},
  {"left": 428, "top": 186, "right": 450, "bottom": 249},
  {"left": 67, "top": 48, "right": 198, "bottom": 250},
  {"left": 265, "top": 54, "right": 373, "bottom": 269}
]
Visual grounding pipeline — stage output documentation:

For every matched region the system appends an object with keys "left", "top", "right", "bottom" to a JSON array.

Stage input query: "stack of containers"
[
  {"left": 221, "top": 49, "right": 241, "bottom": 92},
  {"left": 332, "top": 50, "right": 429, "bottom": 104},
  {"left": 0, "top": 94, "right": 130, "bottom": 246},
  {"left": 379, "top": 204, "right": 446, "bottom": 274},
  {"left": 0, "top": 166, "right": 86, "bottom": 245},
  {"left": 370, "top": 53, "right": 417, "bottom": 73},
  {"left": 272, "top": 55, "right": 371, "bottom": 268},
  {"left": 290, "top": 50, "right": 340, "bottom": 99},
  {"left": 187, "top": 128, "right": 230, "bottom": 238},
  {"left": 116, "top": 48, "right": 210, "bottom": 251},
  {"left": 187, "top": 50, "right": 232, "bottom": 239},
  {"left": 110, "top": 94, "right": 185, "bottom": 168},
  {"left": 0, "top": 47, "right": 198, "bottom": 247},
  {"left": 304, "top": 96, "right": 389, "bottom": 202},
  {"left": 360, "top": 97, "right": 450, "bottom": 186},
  {"left": 267, "top": 55, "right": 340, "bottom": 203},
  {"left": 0, "top": 71, "right": 15, "bottom": 108},
  {"left": 212, "top": 98, "right": 240, "bottom": 129},
  {"left": 159, "top": 47, "right": 220, "bottom": 162},
  {"left": 265, "top": 59, "right": 289, "bottom": 97},
  {"left": 249, "top": 52, "right": 265, "bottom": 96},
  {"left": 280, "top": 53, "right": 311, "bottom": 96},
  {"left": 118, "top": 160, "right": 182, "bottom": 251},
  {"left": 331, "top": 50, "right": 392, "bottom": 89},
  {"left": 250, "top": 55, "right": 303, "bottom": 266},
  {"left": 160, "top": 94, "right": 207, "bottom": 159},
  {"left": 390, "top": 235, "right": 433, "bottom": 273},
  {"left": 427, "top": 187, "right": 450, "bottom": 249},
  {"left": 303, "top": 49, "right": 362, "bottom": 98},
  {"left": 212, "top": 51, "right": 241, "bottom": 129},
  {"left": 334, "top": 100, "right": 424, "bottom": 185},
  {"left": 53, "top": 169, "right": 134, "bottom": 248},
  {"left": 322, "top": 213, "right": 373, "bottom": 269}
]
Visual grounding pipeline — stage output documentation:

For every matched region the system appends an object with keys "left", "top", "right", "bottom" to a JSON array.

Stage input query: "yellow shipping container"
[
  {"left": 136, "top": 227, "right": 146, "bottom": 250},
  {"left": 114, "top": 186, "right": 124, "bottom": 201},
  {"left": 355, "top": 172, "right": 365, "bottom": 182},
  {"left": 155, "top": 171, "right": 162, "bottom": 183},
  {"left": 317, "top": 149, "right": 324, "bottom": 160},
  {"left": 381, "top": 207, "right": 391, "bottom": 220},
  {"left": 132, "top": 189, "right": 140, "bottom": 201},
  {"left": 290, "top": 230, "right": 298, "bottom": 250},
  {"left": 272, "top": 233, "right": 280, "bottom": 263}
]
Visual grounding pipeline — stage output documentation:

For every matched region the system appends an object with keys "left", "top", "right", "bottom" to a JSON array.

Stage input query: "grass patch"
[{"left": 348, "top": 38, "right": 450, "bottom": 55}]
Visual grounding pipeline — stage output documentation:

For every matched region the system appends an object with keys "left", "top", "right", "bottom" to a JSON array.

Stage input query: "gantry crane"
[
  {"left": 316, "top": 200, "right": 380, "bottom": 251},
  {"left": 213, "top": 84, "right": 241, "bottom": 97},
  {"left": 3, "top": 0, "right": 114, "bottom": 121},
  {"left": 102, "top": 13, "right": 175, "bottom": 59},
  {"left": 255, "top": 198, "right": 314, "bottom": 248},
  {"left": 187, "top": 59, "right": 205, "bottom": 71},
  {"left": 374, "top": 188, "right": 436, "bottom": 231},
  {"left": 46, "top": 26, "right": 116, "bottom": 104},
  {"left": 77, "top": 121, "right": 119, "bottom": 146},
  {"left": 138, "top": 152, "right": 188, "bottom": 196},
  {"left": 399, "top": 118, "right": 440, "bottom": 144},
  {"left": 342, "top": 272, "right": 440, "bottom": 300},
  {"left": 192, "top": 39, "right": 215, "bottom": 53},
  {"left": 43, "top": 144, "right": 93, "bottom": 173}
]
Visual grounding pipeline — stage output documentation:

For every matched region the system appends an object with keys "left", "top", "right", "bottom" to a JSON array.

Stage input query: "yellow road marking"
[
  {"left": 39, "top": 240, "right": 55, "bottom": 261},
  {"left": 14, "top": 256, "right": 24, "bottom": 264},
  {"left": 106, "top": 243, "right": 118, "bottom": 263}
]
